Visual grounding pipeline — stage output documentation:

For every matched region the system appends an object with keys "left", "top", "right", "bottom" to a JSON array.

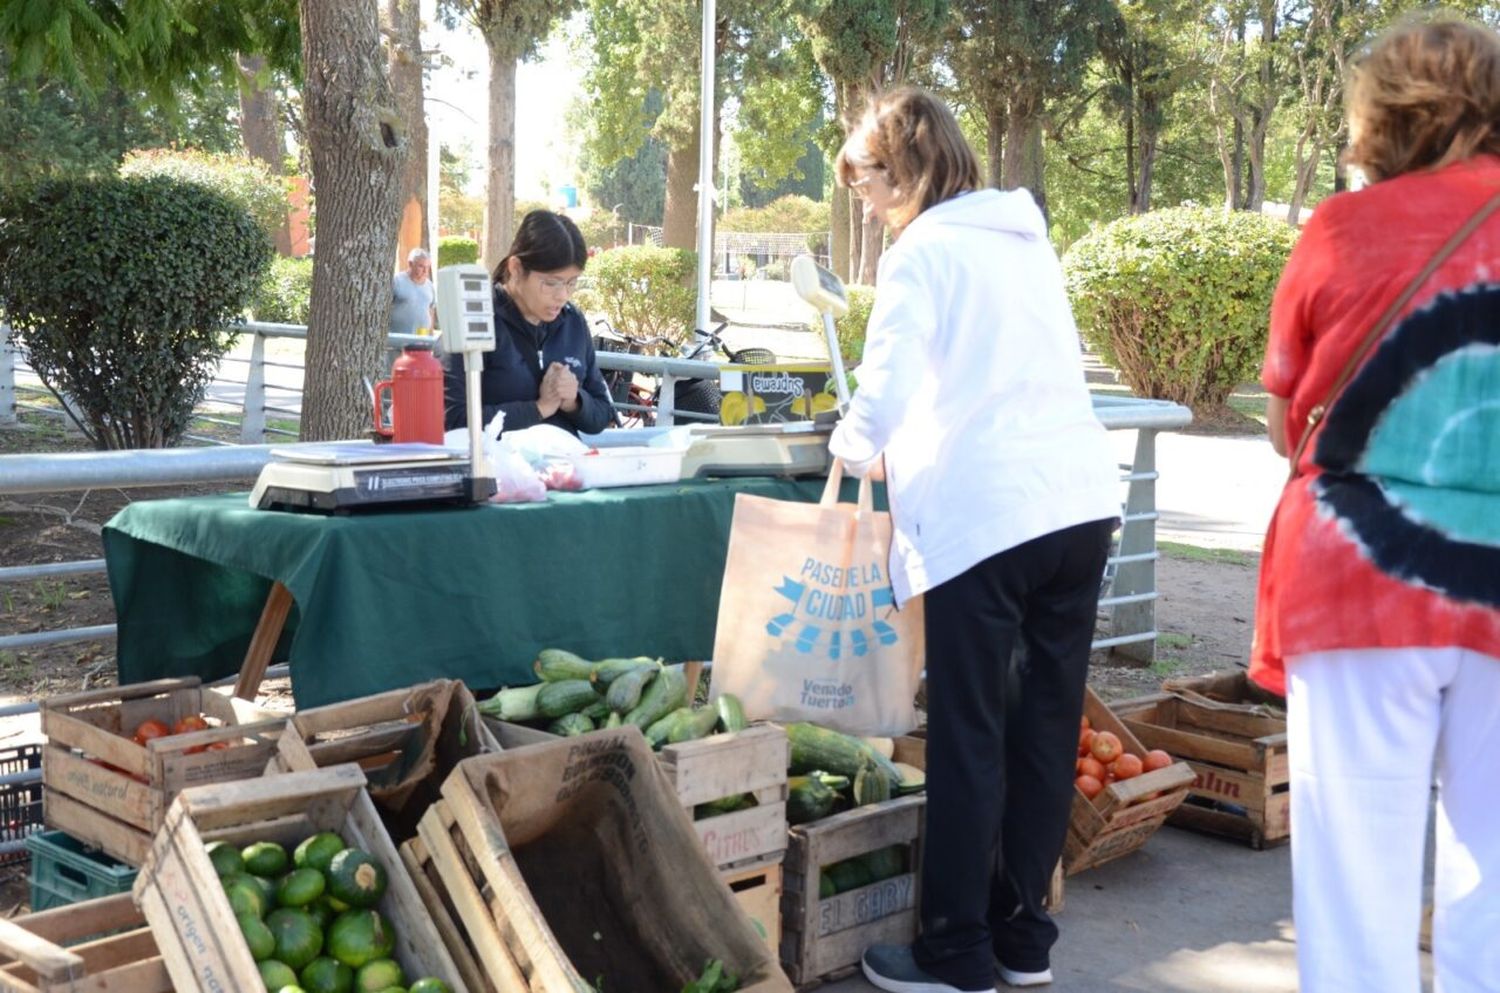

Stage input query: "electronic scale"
[
  {"left": 672, "top": 255, "right": 852, "bottom": 478},
  {"left": 249, "top": 265, "right": 501, "bottom": 512}
]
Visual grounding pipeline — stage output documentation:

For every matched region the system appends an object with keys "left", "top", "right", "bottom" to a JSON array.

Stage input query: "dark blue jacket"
[{"left": 443, "top": 286, "right": 615, "bottom": 436}]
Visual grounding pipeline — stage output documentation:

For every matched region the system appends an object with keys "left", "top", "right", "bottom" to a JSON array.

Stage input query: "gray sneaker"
[{"left": 861, "top": 944, "right": 998, "bottom": 993}]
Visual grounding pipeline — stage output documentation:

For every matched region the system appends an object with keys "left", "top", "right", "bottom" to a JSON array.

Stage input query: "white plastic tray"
[{"left": 566, "top": 446, "right": 686, "bottom": 488}]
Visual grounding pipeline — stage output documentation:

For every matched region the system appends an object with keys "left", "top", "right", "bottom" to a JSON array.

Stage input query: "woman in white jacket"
[{"left": 834, "top": 89, "right": 1120, "bottom": 993}]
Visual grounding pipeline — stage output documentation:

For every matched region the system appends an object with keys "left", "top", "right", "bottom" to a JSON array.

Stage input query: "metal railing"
[{"left": 0, "top": 392, "right": 1191, "bottom": 662}]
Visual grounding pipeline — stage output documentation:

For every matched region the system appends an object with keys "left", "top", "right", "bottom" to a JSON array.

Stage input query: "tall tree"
[
  {"left": 236, "top": 54, "right": 293, "bottom": 253},
  {"left": 441, "top": 0, "right": 575, "bottom": 266},
  {"left": 298, "top": 0, "right": 407, "bottom": 440},
  {"left": 805, "top": 0, "right": 947, "bottom": 282},
  {"left": 1205, "top": 0, "right": 1282, "bottom": 211},
  {"left": 385, "top": 0, "right": 428, "bottom": 261}
]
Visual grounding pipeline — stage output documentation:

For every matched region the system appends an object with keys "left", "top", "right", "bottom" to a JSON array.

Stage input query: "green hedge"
[
  {"left": 251, "top": 256, "right": 313, "bottom": 325},
  {"left": 815, "top": 284, "right": 877, "bottom": 368},
  {"left": 438, "top": 235, "right": 479, "bottom": 267},
  {"left": 1063, "top": 207, "right": 1299, "bottom": 412},
  {"left": 120, "top": 148, "right": 289, "bottom": 240},
  {"left": 0, "top": 176, "right": 273, "bottom": 448},
  {"left": 574, "top": 245, "right": 696, "bottom": 348}
]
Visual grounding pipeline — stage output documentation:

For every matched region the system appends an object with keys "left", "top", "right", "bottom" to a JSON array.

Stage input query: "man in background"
[{"left": 391, "top": 248, "right": 436, "bottom": 336}]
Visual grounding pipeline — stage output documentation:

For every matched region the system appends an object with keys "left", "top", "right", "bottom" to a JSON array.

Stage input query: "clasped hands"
[{"left": 536, "top": 362, "right": 580, "bottom": 418}]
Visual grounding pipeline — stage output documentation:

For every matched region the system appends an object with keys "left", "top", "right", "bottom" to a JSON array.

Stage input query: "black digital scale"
[{"left": 248, "top": 443, "right": 483, "bottom": 512}]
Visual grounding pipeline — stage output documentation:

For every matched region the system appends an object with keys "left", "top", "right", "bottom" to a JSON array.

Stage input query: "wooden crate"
[
  {"left": 271, "top": 680, "right": 500, "bottom": 842},
  {"left": 39, "top": 677, "right": 286, "bottom": 865},
  {"left": 1064, "top": 687, "right": 1196, "bottom": 875},
  {"left": 725, "top": 855, "right": 783, "bottom": 953},
  {"left": 659, "top": 724, "right": 789, "bottom": 869},
  {"left": 1112, "top": 687, "right": 1290, "bottom": 850},
  {"left": 132, "top": 763, "right": 468, "bottom": 993},
  {"left": 779, "top": 736, "right": 929, "bottom": 986},
  {"left": 0, "top": 893, "right": 170, "bottom": 993},
  {"left": 483, "top": 717, "right": 789, "bottom": 870}
]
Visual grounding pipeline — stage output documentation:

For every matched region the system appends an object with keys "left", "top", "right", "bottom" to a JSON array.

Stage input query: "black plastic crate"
[{"left": 0, "top": 743, "right": 42, "bottom": 864}]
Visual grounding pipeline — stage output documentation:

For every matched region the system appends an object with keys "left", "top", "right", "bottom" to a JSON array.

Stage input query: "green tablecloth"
[{"left": 103, "top": 476, "right": 863, "bottom": 708}]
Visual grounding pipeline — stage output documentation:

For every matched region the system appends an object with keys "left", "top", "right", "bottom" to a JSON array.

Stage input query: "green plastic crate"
[{"left": 26, "top": 829, "right": 138, "bottom": 910}]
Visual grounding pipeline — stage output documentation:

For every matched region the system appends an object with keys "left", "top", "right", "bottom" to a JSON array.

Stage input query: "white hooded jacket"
[{"left": 829, "top": 188, "right": 1120, "bottom": 606}]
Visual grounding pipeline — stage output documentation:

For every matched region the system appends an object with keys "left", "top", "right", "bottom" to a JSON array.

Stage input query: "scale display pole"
[
  {"left": 437, "top": 264, "right": 499, "bottom": 499},
  {"left": 790, "top": 255, "right": 853, "bottom": 411}
]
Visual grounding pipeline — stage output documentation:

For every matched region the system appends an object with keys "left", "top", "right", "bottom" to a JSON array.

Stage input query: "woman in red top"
[{"left": 1255, "top": 15, "right": 1500, "bottom": 993}]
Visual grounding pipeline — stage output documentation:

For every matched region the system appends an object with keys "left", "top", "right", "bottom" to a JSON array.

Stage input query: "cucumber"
[
  {"left": 715, "top": 694, "right": 748, "bottom": 734},
  {"left": 548, "top": 712, "right": 595, "bottom": 737},
  {"left": 786, "top": 722, "right": 904, "bottom": 787},
  {"left": 533, "top": 648, "right": 598, "bottom": 682},
  {"left": 536, "top": 679, "right": 601, "bottom": 719},
  {"left": 625, "top": 665, "right": 688, "bottom": 730},
  {"left": 645, "top": 707, "right": 693, "bottom": 749},
  {"left": 667, "top": 706, "right": 720, "bottom": 744},
  {"left": 605, "top": 666, "right": 654, "bottom": 714},
  {"left": 590, "top": 657, "right": 661, "bottom": 686},
  {"left": 477, "top": 683, "right": 544, "bottom": 722}
]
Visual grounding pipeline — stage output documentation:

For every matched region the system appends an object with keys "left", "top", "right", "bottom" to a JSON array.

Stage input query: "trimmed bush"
[
  {"left": 817, "top": 284, "right": 877, "bottom": 368},
  {"left": 251, "top": 256, "right": 314, "bottom": 325},
  {"left": 0, "top": 176, "right": 273, "bottom": 449},
  {"left": 1063, "top": 206, "right": 1298, "bottom": 412},
  {"left": 438, "top": 235, "right": 480, "bottom": 267},
  {"left": 578, "top": 245, "right": 697, "bottom": 348},
  {"left": 120, "top": 148, "right": 289, "bottom": 239},
  {"left": 719, "top": 195, "right": 829, "bottom": 234}
]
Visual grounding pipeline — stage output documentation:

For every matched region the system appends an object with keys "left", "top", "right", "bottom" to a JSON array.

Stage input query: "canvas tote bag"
[{"left": 709, "top": 459, "right": 924, "bottom": 736}]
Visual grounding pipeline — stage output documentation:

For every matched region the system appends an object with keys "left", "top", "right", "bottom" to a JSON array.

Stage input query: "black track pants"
[{"left": 911, "top": 518, "right": 1113, "bottom": 989}]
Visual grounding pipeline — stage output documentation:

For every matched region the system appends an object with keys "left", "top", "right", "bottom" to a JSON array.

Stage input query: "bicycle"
[{"left": 592, "top": 320, "right": 777, "bottom": 427}]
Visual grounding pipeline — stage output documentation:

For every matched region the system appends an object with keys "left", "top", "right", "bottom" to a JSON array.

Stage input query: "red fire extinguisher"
[{"left": 372, "top": 343, "right": 446, "bottom": 444}]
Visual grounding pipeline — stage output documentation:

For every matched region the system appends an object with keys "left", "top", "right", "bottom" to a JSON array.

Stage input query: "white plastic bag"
[{"left": 444, "top": 411, "right": 547, "bottom": 503}]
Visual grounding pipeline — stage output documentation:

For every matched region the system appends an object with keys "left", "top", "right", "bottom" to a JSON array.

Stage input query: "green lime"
[
  {"left": 278, "top": 867, "right": 328, "bottom": 907},
  {"left": 259, "top": 959, "right": 299, "bottom": 991},
  {"left": 266, "top": 907, "right": 324, "bottom": 971},
  {"left": 307, "top": 894, "right": 339, "bottom": 930},
  {"left": 354, "top": 959, "right": 405, "bottom": 992},
  {"left": 243, "top": 841, "right": 290, "bottom": 877},
  {"left": 224, "top": 875, "right": 266, "bottom": 919},
  {"left": 300, "top": 955, "right": 355, "bottom": 993},
  {"left": 238, "top": 912, "right": 275, "bottom": 960},
  {"left": 328, "top": 849, "right": 387, "bottom": 909},
  {"left": 408, "top": 979, "right": 451, "bottom": 993},
  {"left": 251, "top": 872, "right": 279, "bottom": 907},
  {"left": 207, "top": 841, "right": 245, "bottom": 877},
  {"left": 295, "top": 832, "right": 347, "bottom": 873},
  {"left": 327, "top": 910, "right": 395, "bottom": 969},
  {"left": 277, "top": 987, "right": 308, "bottom": 993}
]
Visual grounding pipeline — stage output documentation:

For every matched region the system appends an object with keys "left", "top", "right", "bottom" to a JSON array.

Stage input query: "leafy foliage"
[
  {"left": 578, "top": 246, "right": 697, "bottom": 348},
  {"left": 0, "top": 176, "right": 273, "bottom": 448},
  {"left": 120, "top": 147, "right": 289, "bottom": 238},
  {"left": 1063, "top": 206, "right": 1297, "bottom": 412},
  {"left": 438, "top": 236, "right": 481, "bottom": 266},
  {"left": 250, "top": 256, "right": 313, "bottom": 324},
  {"left": 720, "top": 195, "right": 829, "bottom": 234}
]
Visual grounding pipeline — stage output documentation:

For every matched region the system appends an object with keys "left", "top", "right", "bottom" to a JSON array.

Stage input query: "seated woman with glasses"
[{"left": 443, "top": 209, "right": 615, "bottom": 436}]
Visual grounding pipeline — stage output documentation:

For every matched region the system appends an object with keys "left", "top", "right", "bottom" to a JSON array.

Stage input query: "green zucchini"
[
  {"left": 824, "top": 859, "right": 872, "bottom": 894},
  {"left": 645, "top": 706, "right": 694, "bottom": 749},
  {"left": 604, "top": 711, "right": 622, "bottom": 729},
  {"left": 892, "top": 761, "right": 926, "bottom": 794},
  {"left": 818, "top": 873, "right": 837, "bottom": 899},
  {"left": 477, "top": 683, "right": 544, "bottom": 722},
  {"left": 668, "top": 706, "right": 721, "bottom": 744},
  {"left": 536, "top": 679, "right": 601, "bottom": 719},
  {"left": 605, "top": 666, "right": 655, "bottom": 714},
  {"left": 548, "top": 712, "right": 595, "bottom": 737},
  {"left": 590, "top": 657, "right": 661, "bottom": 686},
  {"left": 694, "top": 793, "right": 755, "bottom": 818},
  {"left": 861, "top": 845, "right": 905, "bottom": 883},
  {"left": 787, "top": 772, "right": 848, "bottom": 825},
  {"left": 533, "top": 648, "right": 598, "bottom": 682},
  {"left": 625, "top": 665, "right": 688, "bottom": 729},
  {"left": 715, "top": 694, "right": 748, "bottom": 734},
  {"left": 786, "top": 722, "right": 904, "bottom": 789},
  {"left": 581, "top": 699, "right": 611, "bottom": 722}
]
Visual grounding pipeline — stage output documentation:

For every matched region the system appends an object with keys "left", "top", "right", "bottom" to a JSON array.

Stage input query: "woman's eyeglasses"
[
  {"left": 536, "top": 275, "right": 580, "bottom": 294},
  {"left": 849, "top": 171, "right": 886, "bottom": 200}
]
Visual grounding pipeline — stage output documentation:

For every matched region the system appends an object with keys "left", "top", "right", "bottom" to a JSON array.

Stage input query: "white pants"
[{"left": 1287, "top": 646, "right": 1500, "bottom": 993}]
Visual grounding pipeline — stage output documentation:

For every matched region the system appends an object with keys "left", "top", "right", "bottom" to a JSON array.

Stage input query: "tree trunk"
[
  {"left": 482, "top": 42, "right": 518, "bottom": 268},
  {"left": 858, "top": 213, "right": 882, "bottom": 284},
  {"left": 298, "top": 0, "right": 406, "bottom": 442},
  {"left": 1244, "top": 0, "right": 1276, "bottom": 212},
  {"left": 236, "top": 54, "right": 292, "bottom": 255},
  {"left": 385, "top": 0, "right": 427, "bottom": 262},
  {"left": 662, "top": 114, "right": 701, "bottom": 250},
  {"left": 1134, "top": 99, "right": 1160, "bottom": 214},
  {"left": 984, "top": 102, "right": 1005, "bottom": 188},
  {"left": 1287, "top": 135, "right": 1322, "bottom": 224},
  {"left": 1333, "top": 139, "right": 1350, "bottom": 192},
  {"left": 830, "top": 84, "right": 851, "bottom": 283},
  {"left": 1002, "top": 104, "right": 1047, "bottom": 225}
]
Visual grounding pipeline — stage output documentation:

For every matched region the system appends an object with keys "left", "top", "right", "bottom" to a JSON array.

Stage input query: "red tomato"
[
  {"left": 1142, "top": 749, "right": 1173, "bottom": 772},
  {"left": 1078, "top": 728, "right": 1097, "bottom": 758},
  {"left": 1090, "top": 730, "right": 1123, "bottom": 765},
  {"left": 173, "top": 715, "right": 210, "bottom": 735},
  {"left": 205, "top": 741, "right": 232, "bottom": 751},
  {"left": 1112, "top": 753, "right": 1144, "bottom": 780},
  {"left": 132, "top": 719, "right": 171, "bottom": 745},
  {"left": 1077, "top": 756, "right": 1107, "bottom": 782},
  {"left": 1075, "top": 774, "right": 1104, "bottom": 799}
]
